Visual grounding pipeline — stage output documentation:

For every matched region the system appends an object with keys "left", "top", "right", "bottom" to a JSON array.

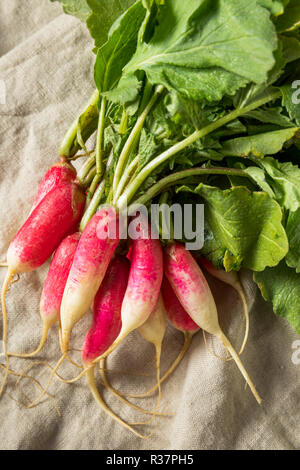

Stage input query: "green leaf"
[
  {"left": 142, "top": 66, "right": 249, "bottom": 103},
  {"left": 233, "top": 40, "right": 287, "bottom": 110},
  {"left": 244, "top": 166, "right": 276, "bottom": 197},
  {"left": 257, "top": 0, "right": 288, "bottom": 16},
  {"left": 102, "top": 74, "right": 142, "bottom": 105},
  {"left": 285, "top": 208, "right": 300, "bottom": 272},
  {"left": 243, "top": 106, "right": 294, "bottom": 127},
  {"left": 281, "top": 35, "right": 300, "bottom": 64},
  {"left": 221, "top": 127, "right": 299, "bottom": 158},
  {"left": 165, "top": 92, "right": 228, "bottom": 132},
  {"left": 253, "top": 157, "right": 300, "bottom": 211},
  {"left": 254, "top": 262, "right": 300, "bottom": 334},
  {"left": 180, "top": 184, "right": 288, "bottom": 271},
  {"left": 138, "top": 0, "right": 159, "bottom": 43},
  {"left": 280, "top": 83, "right": 300, "bottom": 125},
  {"left": 94, "top": 1, "right": 146, "bottom": 93},
  {"left": 104, "top": 125, "right": 123, "bottom": 153},
  {"left": 276, "top": 0, "right": 300, "bottom": 32},
  {"left": 137, "top": 129, "right": 159, "bottom": 171},
  {"left": 50, "top": 0, "right": 91, "bottom": 21},
  {"left": 124, "top": 0, "right": 277, "bottom": 101},
  {"left": 86, "top": 0, "right": 137, "bottom": 49}
]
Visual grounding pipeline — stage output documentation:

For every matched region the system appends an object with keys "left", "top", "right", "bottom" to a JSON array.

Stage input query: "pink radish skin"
[
  {"left": 40, "top": 232, "right": 81, "bottom": 327},
  {"left": 31, "top": 161, "right": 76, "bottom": 213},
  {"left": 1, "top": 182, "right": 84, "bottom": 396},
  {"left": 164, "top": 243, "right": 219, "bottom": 336},
  {"left": 94, "top": 220, "right": 163, "bottom": 362},
  {"left": 80, "top": 255, "right": 155, "bottom": 438},
  {"left": 162, "top": 276, "right": 199, "bottom": 333},
  {"left": 7, "top": 182, "right": 85, "bottom": 274},
  {"left": 164, "top": 242, "right": 262, "bottom": 404},
  {"left": 105, "top": 227, "right": 163, "bottom": 357},
  {"left": 82, "top": 255, "right": 130, "bottom": 366},
  {"left": 8, "top": 232, "right": 81, "bottom": 358},
  {"left": 119, "top": 225, "right": 163, "bottom": 336},
  {"left": 60, "top": 206, "right": 120, "bottom": 353}
]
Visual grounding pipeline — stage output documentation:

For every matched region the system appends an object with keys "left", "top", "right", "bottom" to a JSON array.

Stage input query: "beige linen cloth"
[{"left": 0, "top": 0, "right": 299, "bottom": 451}]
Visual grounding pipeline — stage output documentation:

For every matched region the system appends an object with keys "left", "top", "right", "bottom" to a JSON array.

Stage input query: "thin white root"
[
  {"left": 126, "top": 345, "right": 163, "bottom": 426},
  {"left": 202, "top": 330, "right": 231, "bottom": 362},
  {"left": 15, "top": 353, "right": 68, "bottom": 408},
  {"left": 0, "top": 363, "right": 60, "bottom": 416},
  {"left": 8, "top": 324, "right": 49, "bottom": 358},
  {"left": 86, "top": 366, "right": 160, "bottom": 439},
  {"left": 130, "top": 348, "right": 162, "bottom": 425},
  {"left": 114, "top": 331, "right": 193, "bottom": 399},
  {"left": 9, "top": 274, "right": 20, "bottom": 286},
  {"left": 99, "top": 358, "right": 171, "bottom": 419},
  {"left": 16, "top": 358, "right": 150, "bottom": 388},
  {"left": 18, "top": 359, "right": 87, "bottom": 385},
  {"left": 66, "top": 354, "right": 83, "bottom": 370},
  {"left": 92, "top": 334, "right": 126, "bottom": 365},
  {"left": 235, "top": 280, "right": 250, "bottom": 356},
  {"left": 57, "top": 323, "right": 82, "bottom": 370},
  {"left": 59, "top": 325, "right": 85, "bottom": 370},
  {"left": 203, "top": 281, "right": 250, "bottom": 362},
  {"left": 0, "top": 270, "right": 14, "bottom": 397},
  {"left": 218, "top": 331, "right": 262, "bottom": 405}
]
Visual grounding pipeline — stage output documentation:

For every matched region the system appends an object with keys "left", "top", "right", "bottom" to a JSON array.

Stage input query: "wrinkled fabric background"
[{"left": 0, "top": 0, "right": 299, "bottom": 451}]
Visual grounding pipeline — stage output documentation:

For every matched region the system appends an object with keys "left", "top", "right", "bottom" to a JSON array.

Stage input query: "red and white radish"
[
  {"left": 8, "top": 232, "right": 80, "bottom": 358},
  {"left": 27, "top": 254, "right": 164, "bottom": 424},
  {"left": 162, "top": 276, "right": 200, "bottom": 335},
  {"left": 6, "top": 182, "right": 84, "bottom": 275},
  {"left": 1, "top": 181, "right": 85, "bottom": 395},
  {"left": 96, "top": 221, "right": 163, "bottom": 361},
  {"left": 30, "top": 161, "right": 76, "bottom": 213},
  {"left": 160, "top": 276, "right": 200, "bottom": 385},
  {"left": 93, "top": 266, "right": 170, "bottom": 421},
  {"left": 164, "top": 242, "right": 262, "bottom": 404},
  {"left": 82, "top": 255, "right": 156, "bottom": 437},
  {"left": 82, "top": 255, "right": 129, "bottom": 366},
  {"left": 60, "top": 206, "right": 120, "bottom": 354}
]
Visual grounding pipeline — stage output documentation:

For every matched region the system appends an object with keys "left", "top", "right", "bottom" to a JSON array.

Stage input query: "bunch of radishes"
[{"left": 0, "top": 158, "right": 259, "bottom": 437}]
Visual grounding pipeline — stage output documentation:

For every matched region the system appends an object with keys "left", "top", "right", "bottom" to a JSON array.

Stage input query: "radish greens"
[{"left": 54, "top": 0, "right": 300, "bottom": 334}]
